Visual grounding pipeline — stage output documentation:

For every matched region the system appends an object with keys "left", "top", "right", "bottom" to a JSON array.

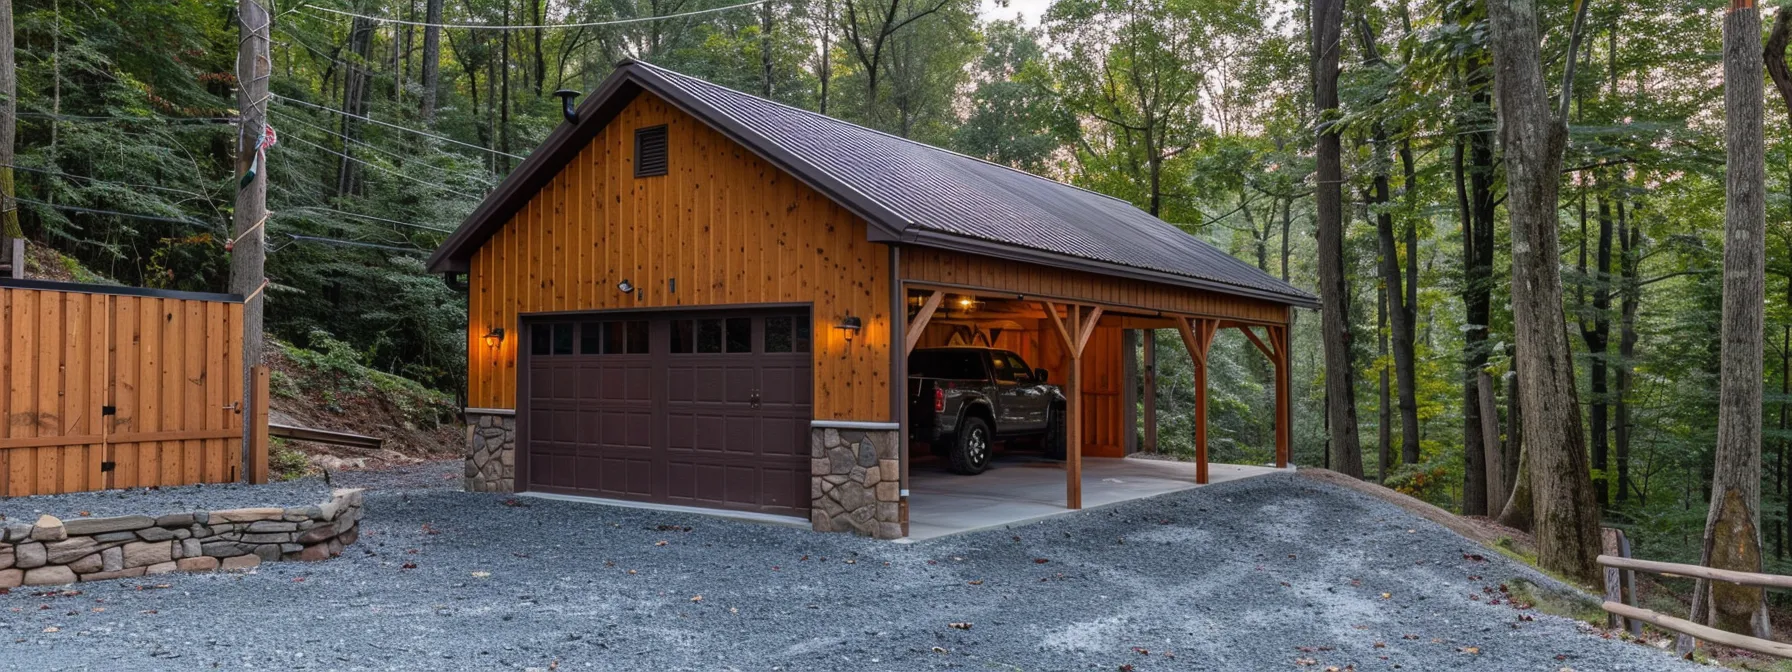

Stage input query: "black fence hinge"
[
  {"left": 100, "top": 461, "right": 116, "bottom": 472},
  {"left": 101, "top": 405, "right": 116, "bottom": 416}
]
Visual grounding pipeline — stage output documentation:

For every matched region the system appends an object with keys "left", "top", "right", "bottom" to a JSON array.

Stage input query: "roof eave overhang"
[{"left": 902, "top": 229, "right": 1322, "bottom": 310}]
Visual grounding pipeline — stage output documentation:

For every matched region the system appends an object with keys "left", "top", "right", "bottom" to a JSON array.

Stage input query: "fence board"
[{"left": 0, "top": 285, "right": 244, "bottom": 496}]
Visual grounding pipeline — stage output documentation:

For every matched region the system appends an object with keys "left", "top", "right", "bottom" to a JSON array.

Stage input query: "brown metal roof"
[{"left": 427, "top": 61, "right": 1319, "bottom": 309}]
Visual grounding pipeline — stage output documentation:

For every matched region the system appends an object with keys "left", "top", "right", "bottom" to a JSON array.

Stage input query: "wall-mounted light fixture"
[
  {"left": 483, "top": 327, "right": 506, "bottom": 348},
  {"left": 616, "top": 279, "right": 634, "bottom": 294},
  {"left": 835, "top": 315, "right": 863, "bottom": 341}
]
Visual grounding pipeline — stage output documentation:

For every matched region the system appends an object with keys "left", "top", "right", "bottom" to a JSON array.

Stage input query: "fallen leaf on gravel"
[
  {"left": 1459, "top": 646, "right": 1481, "bottom": 655},
  {"left": 135, "top": 584, "right": 171, "bottom": 591},
  {"left": 967, "top": 580, "right": 983, "bottom": 586},
  {"left": 1463, "top": 553, "right": 1486, "bottom": 562},
  {"left": 1373, "top": 642, "right": 1385, "bottom": 648},
  {"left": 845, "top": 559, "right": 857, "bottom": 564},
  {"left": 1119, "top": 666, "right": 1135, "bottom": 672},
  {"left": 401, "top": 563, "right": 417, "bottom": 570},
  {"left": 948, "top": 622, "right": 972, "bottom": 630},
  {"left": 654, "top": 541, "right": 668, "bottom": 546},
  {"left": 1381, "top": 593, "right": 1391, "bottom": 599},
  {"left": 1295, "top": 658, "right": 1317, "bottom": 666},
  {"left": 500, "top": 498, "right": 530, "bottom": 508},
  {"left": 78, "top": 511, "right": 90, "bottom": 517},
  {"left": 292, "top": 577, "right": 306, "bottom": 583},
  {"left": 471, "top": 572, "right": 491, "bottom": 578},
  {"left": 690, "top": 595, "right": 703, "bottom": 602},
  {"left": 1034, "top": 558, "right": 1050, "bottom": 564},
  {"left": 729, "top": 607, "right": 738, "bottom": 614},
  {"left": 1131, "top": 647, "right": 1149, "bottom": 655},
  {"left": 421, "top": 524, "right": 440, "bottom": 535},
  {"left": 42, "top": 627, "right": 57, "bottom": 633},
  {"left": 1401, "top": 634, "right": 1419, "bottom": 640},
  {"left": 931, "top": 647, "right": 947, "bottom": 654},
  {"left": 627, "top": 569, "right": 637, "bottom": 574}
]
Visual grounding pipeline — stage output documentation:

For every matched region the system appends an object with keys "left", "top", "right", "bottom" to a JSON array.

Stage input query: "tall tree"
[
  {"left": 1312, "top": 0, "right": 1364, "bottom": 478},
  {"left": 1690, "top": 0, "right": 1770, "bottom": 638},
  {"left": 1486, "top": 0, "right": 1601, "bottom": 582},
  {"left": 839, "top": 0, "right": 954, "bottom": 129},
  {"left": 420, "top": 0, "right": 443, "bottom": 122},
  {"left": 1355, "top": 17, "right": 1420, "bottom": 468}
]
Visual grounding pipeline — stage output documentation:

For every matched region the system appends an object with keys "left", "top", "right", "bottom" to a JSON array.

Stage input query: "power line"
[
  {"left": 15, "top": 112, "right": 236, "bottom": 123},
  {"left": 275, "top": 206, "right": 454, "bottom": 234},
  {"left": 271, "top": 94, "right": 524, "bottom": 159},
  {"left": 306, "top": 0, "right": 770, "bottom": 30},
  {"left": 0, "top": 163, "right": 213, "bottom": 198},
  {"left": 269, "top": 109, "right": 495, "bottom": 186},
  {"left": 278, "top": 132, "right": 484, "bottom": 200},
  {"left": 15, "top": 197, "right": 213, "bottom": 227},
  {"left": 281, "top": 233, "right": 423, "bottom": 254}
]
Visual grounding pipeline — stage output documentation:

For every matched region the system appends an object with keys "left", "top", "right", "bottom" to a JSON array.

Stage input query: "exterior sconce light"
[
  {"left": 617, "top": 279, "right": 634, "bottom": 293},
  {"left": 835, "top": 315, "right": 863, "bottom": 341},
  {"left": 483, "top": 327, "right": 506, "bottom": 348}
]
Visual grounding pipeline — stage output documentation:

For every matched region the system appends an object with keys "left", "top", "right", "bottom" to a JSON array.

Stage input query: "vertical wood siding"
[
  {"left": 901, "top": 248, "right": 1290, "bottom": 325},
  {"left": 0, "top": 288, "right": 243, "bottom": 497},
  {"left": 467, "top": 92, "right": 893, "bottom": 421}
]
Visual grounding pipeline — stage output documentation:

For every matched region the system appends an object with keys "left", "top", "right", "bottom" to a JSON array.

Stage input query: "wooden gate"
[{"left": 0, "top": 280, "right": 245, "bottom": 497}]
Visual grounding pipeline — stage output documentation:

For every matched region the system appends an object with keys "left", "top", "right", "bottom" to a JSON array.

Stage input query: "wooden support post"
[
  {"left": 905, "top": 289, "right": 943, "bottom": 355},
  {"left": 1273, "top": 325, "right": 1290, "bottom": 468},
  {"left": 1173, "top": 317, "right": 1215, "bottom": 484},
  {"left": 1044, "top": 301, "right": 1097, "bottom": 509},
  {"left": 247, "top": 365, "right": 270, "bottom": 484},
  {"left": 1142, "top": 330, "right": 1157, "bottom": 453},
  {"left": 1123, "top": 330, "right": 1138, "bottom": 454}
]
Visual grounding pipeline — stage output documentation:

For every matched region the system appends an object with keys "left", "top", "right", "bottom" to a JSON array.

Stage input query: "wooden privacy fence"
[{"left": 0, "top": 280, "right": 251, "bottom": 497}]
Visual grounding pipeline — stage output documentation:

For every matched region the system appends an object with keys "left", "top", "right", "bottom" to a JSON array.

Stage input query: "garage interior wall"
[{"left": 465, "top": 91, "right": 893, "bottom": 422}]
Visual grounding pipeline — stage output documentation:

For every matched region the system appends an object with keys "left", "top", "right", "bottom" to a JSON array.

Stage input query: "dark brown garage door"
[{"left": 519, "top": 309, "right": 813, "bottom": 517}]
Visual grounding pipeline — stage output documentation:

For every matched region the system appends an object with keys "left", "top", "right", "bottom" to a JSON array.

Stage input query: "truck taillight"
[{"left": 933, "top": 388, "right": 945, "bottom": 413}]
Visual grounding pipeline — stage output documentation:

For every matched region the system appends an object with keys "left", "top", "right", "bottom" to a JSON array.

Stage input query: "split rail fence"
[{"left": 1597, "top": 526, "right": 1792, "bottom": 659}]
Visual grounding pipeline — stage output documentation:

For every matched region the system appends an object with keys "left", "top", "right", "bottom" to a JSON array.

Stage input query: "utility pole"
[
  {"left": 0, "top": 0, "right": 20, "bottom": 250},
  {"left": 232, "top": 0, "right": 271, "bottom": 479}
]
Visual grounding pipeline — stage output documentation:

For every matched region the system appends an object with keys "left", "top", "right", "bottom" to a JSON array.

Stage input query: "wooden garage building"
[{"left": 428, "top": 61, "right": 1317, "bottom": 539}]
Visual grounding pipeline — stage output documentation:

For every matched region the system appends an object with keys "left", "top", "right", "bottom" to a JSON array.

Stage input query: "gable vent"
[{"left": 635, "top": 125, "right": 668, "bottom": 178}]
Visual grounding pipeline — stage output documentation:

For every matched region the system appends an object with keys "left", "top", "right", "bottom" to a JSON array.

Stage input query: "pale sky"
[{"left": 978, "top": 0, "right": 1053, "bottom": 26}]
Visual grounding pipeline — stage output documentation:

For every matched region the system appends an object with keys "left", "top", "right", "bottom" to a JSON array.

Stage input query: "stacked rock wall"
[
  {"left": 0, "top": 488, "right": 364, "bottom": 588},
  {"left": 465, "top": 411, "right": 516, "bottom": 493},
  {"left": 810, "top": 427, "right": 902, "bottom": 539}
]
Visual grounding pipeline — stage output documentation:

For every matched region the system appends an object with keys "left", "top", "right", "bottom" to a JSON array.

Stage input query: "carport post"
[
  {"left": 1273, "top": 325, "right": 1290, "bottom": 468},
  {"left": 1044, "top": 301, "right": 1100, "bottom": 509},
  {"left": 1142, "top": 331, "right": 1156, "bottom": 453},
  {"left": 1174, "top": 317, "right": 1215, "bottom": 484}
]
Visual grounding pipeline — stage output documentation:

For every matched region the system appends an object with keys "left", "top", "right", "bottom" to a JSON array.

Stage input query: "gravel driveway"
[{"left": 0, "top": 462, "right": 1699, "bottom": 671}]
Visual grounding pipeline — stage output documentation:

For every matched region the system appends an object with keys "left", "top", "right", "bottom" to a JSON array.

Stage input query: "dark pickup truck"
[{"left": 908, "top": 346, "right": 1066, "bottom": 474}]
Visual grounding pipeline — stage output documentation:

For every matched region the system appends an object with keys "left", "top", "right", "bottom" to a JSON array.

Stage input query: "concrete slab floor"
[{"left": 902, "top": 455, "right": 1283, "bottom": 541}]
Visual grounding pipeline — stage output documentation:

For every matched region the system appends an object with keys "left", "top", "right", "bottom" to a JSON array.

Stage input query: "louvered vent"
[{"left": 635, "top": 125, "right": 668, "bottom": 178}]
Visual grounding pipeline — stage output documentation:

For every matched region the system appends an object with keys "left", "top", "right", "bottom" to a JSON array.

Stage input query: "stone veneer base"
[
  {"left": 0, "top": 489, "right": 365, "bottom": 588},
  {"left": 810, "top": 427, "right": 902, "bottom": 539},
  {"left": 465, "top": 411, "right": 517, "bottom": 493}
]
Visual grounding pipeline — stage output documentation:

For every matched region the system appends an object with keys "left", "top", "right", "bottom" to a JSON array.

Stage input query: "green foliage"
[{"left": 268, "top": 438, "right": 313, "bottom": 482}]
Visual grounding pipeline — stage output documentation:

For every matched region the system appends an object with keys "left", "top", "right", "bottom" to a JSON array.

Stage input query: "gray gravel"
[
  {"left": 0, "top": 464, "right": 1703, "bottom": 671},
  {"left": 0, "top": 477, "right": 333, "bottom": 522}
]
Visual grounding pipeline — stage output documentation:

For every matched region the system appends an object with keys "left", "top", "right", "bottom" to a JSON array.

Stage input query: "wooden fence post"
[{"left": 248, "top": 365, "right": 269, "bottom": 484}]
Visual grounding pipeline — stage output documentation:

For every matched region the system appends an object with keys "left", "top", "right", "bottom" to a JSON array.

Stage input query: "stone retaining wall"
[
  {"left": 810, "top": 428, "right": 902, "bottom": 539},
  {"left": 465, "top": 411, "right": 516, "bottom": 493},
  {"left": 0, "top": 488, "right": 364, "bottom": 588}
]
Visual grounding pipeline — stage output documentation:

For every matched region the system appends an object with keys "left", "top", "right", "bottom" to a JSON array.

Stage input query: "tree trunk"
[
  {"left": 1616, "top": 195, "right": 1639, "bottom": 506},
  {"left": 1487, "top": 0, "right": 1602, "bottom": 584},
  {"left": 1357, "top": 19, "right": 1421, "bottom": 468},
  {"left": 336, "top": 13, "right": 375, "bottom": 197},
  {"left": 1379, "top": 278, "right": 1392, "bottom": 483},
  {"left": 1505, "top": 351, "right": 1522, "bottom": 497},
  {"left": 761, "top": 0, "right": 776, "bottom": 97},
  {"left": 1692, "top": 0, "right": 1769, "bottom": 637},
  {"left": 1479, "top": 370, "right": 1506, "bottom": 513},
  {"left": 1456, "top": 29, "right": 1497, "bottom": 514},
  {"left": 1312, "top": 0, "right": 1364, "bottom": 479},
  {"left": 1579, "top": 189, "right": 1614, "bottom": 508},
  {"left": 0, "top": 0, "right": 18, "bottom": 241},
  {"left": 421, "top": 0, "right": 443, "bottom": 122}
]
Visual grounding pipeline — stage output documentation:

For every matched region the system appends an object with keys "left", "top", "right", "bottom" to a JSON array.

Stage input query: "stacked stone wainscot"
[
  {"left": 465, "top": 409, "right": 516, "bottom": 493},
  {"left": 811, "top": 427, "right": 902, "bottom": 539},
  {"left": 0, "top": 489, "right": 365, "bottom": 588}
]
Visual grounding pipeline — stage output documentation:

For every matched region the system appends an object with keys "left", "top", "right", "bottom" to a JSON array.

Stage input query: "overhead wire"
[
  {"left": 271, "top": 94, "right": 524, "bottom": 159},
  {"left": 280, "top": 233, "right": 424, "bottom": 254},
  {"left": 305, "top": 0, "right": 771, "bottom": 30},
  {"left": 278, "top": 132, "right": 485, "bottom": 200},
  {"left": 275, "top": 206, "right": 454, "bottom": 234},
  {"left": 269, "top": 108, "right": 495, "bottom": 186},
  {"left": 15, "top": 197, "right": 214, "bottom": 227}
]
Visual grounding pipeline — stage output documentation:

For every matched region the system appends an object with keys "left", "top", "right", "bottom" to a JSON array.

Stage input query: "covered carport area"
[{"left": 891, "top": 246, "right": 1311, "bottom": 538}]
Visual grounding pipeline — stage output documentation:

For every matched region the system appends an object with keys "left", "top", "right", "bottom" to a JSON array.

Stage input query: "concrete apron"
[{"left": 900, "top": 456, "right": 1285, "bottom": 542}]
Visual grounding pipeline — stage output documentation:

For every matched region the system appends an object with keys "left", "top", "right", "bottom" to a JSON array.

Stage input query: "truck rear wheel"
[{"left": 949, "top": 417, "right": 993, "bottom": 475}]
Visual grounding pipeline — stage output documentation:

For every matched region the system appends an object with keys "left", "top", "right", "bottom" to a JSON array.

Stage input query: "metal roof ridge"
[{"left": 627, "top": 59, "right": 1148, "bottom": 211}]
